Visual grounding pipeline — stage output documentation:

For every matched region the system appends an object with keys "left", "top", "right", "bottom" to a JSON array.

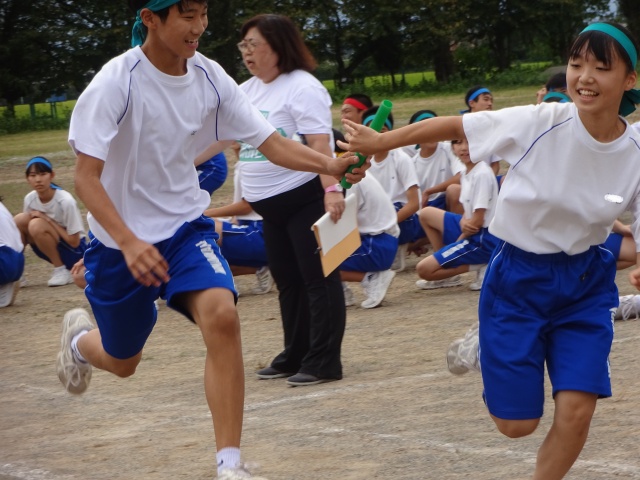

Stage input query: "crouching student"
[
  {"left": 415, "top": 138, "right": 499, "bottom": 291},
  {"left": 339, "top": 174, "right": 399, "bottom": 309},
  {"left": 14, "top": 156, "right": 87, "bottom": 287},
  {"left": 0, "top": 200, "right": 24, "bottom": 307}
]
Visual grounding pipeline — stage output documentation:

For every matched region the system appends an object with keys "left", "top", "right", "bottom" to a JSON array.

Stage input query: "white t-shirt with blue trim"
[
  {"left": 464, "top": 102, "right": 640, "bottom": 255},
  {"left": 69, "top": 47, "right": 275, "bottom": 249}
]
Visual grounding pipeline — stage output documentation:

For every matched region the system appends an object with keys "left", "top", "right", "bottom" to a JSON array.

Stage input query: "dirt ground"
[
  {"left": 2, "top": 158, "right": 640, "bottom": 480},
  {"left": 2, "top": 247, "right": 640, "bottom": 480}
]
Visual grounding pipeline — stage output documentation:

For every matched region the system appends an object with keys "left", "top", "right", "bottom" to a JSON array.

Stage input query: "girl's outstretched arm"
[{"left": 339, "top": 116, "right": 465, "bottom": 156}]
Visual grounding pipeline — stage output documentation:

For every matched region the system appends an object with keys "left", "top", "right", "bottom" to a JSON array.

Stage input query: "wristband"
[{"left": 324, "top": 184, "right": 344, "bottom": 194}]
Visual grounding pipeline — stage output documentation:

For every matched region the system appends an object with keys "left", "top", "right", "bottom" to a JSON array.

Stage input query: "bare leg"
[
  {"left": 183, "top": 288, "right": 244, "bottom": 449},
  {"left": 533, "top": 390, "right": 597, "bottom": 480},
  {"left": 419, "top": 207, "right": 446, "bottom": 251},
  {"left": 27, "top": 217, "right": 64, "bottom": 267}
]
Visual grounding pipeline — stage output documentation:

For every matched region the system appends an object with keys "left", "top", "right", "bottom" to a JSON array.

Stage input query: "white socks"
[
  {"left": 217, "top": 447, "right": 241, "bottom": 474},
  {"left": 71, "top": 330, "right": 89, "bottom": 363}
]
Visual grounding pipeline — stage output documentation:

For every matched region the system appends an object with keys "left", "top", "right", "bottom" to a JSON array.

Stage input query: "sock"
[
  {"left": 71, "top": 330, "right": 89, "bottom": 363},
  {"left": 217, "top": 447, "right": 241, "bottom": 474}
]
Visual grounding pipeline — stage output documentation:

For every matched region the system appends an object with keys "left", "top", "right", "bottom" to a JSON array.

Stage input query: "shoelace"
[{"left": 61, "top": 357, "right": 87, "bottom": 388}]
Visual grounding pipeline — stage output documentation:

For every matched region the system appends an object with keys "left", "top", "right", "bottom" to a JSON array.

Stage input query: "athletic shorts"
[
  {"left": 340, "top": 233, "right": 398, "bottom": 273},
  {"left": 442, "top": 211, "right": 463, "bottom": 245},
  {"left": 31, "top": 237, "right": 87, "bottom": 270},
  {"left": 220, "top": 220, "right": 268, "bottom": 268},
  {"left": 394, "top": 202, "right": 422, "bottom": 244},
  {"left": 433, "top": 228, "right": 499, "bottom": 268},
  {"left": 427, "top": 195, "right": 446, "bottom": 210},
  {"left": 83, "top": 215, "right": 236, "bottom": 359},
  {"left": 0, "top": 246, "right": 25, "bottom": 284},
  {"left": 478, "top": 241, "right": 617, "bottom": 420},
  {"left": 602, "top": 232, "right": 623, "bottom": 260},
  {"left": 197, "top": 152, "right": 228, "bottom": 195}
]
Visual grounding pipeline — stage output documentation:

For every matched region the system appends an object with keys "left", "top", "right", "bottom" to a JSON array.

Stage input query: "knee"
[
  {"left": 492, "top": 417, "right": 540, "bottom": 438},
  {"left": 109, "top": 356, "right": 141, "bottom": 378},
  {"left": 27, "top": 217, "right": 48, "bottom": 237},
  {"left": 416, "top": 258, "right": 436, "bottom": 279},
  {"left": 198, "top": 302, "right": 240, "bottom": 339}
]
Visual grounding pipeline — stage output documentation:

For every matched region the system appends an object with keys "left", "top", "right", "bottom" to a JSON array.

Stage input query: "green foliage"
[{"left": 0, "top": 105, "right": 71, "bottom": 135}]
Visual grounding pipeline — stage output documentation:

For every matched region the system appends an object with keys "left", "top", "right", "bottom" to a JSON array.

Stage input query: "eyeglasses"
[{"left": 237, "top": 40, "right": 266, "bottom": 53}]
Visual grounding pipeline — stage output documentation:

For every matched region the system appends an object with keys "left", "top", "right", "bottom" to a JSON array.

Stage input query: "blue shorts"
[
  {"left": 602, "top": 232, "right": 622, "bottom": 260},
  {"left": 220, "top": 220, "right": 268, "bottom": 268},
  {"left": 83, "top": 216, "right": 236, "bottom": 359},
  {"left": 433, "top": 228, "right": 499, "bottom": 268},
  {"left": 340, "top": 233, "right": 398, "bottom": 272},
  {"left": 427, "top": 195, "right": 446, "bottom": 210},
  {"left": 197, "top": 152, "right": 228, "bottom": 195},
  {"left": 0, "top": 246, "right": 25, "bottom": 284},
  {"left": 442, "top": 212, "right": 463, "bottom": 245},
  {"left": 31, "top": 237, "right": 88, "bottom": 270},
  {"left": 394, "top": 202, "right": 422, "bottom": 244},
  {"left": 478, "top": 241, "right": 617, "bottom": 420}
]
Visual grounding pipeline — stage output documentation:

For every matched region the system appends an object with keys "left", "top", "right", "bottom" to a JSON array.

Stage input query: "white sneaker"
[
  {"left": 48, "top": 266, "right": 73, "bottom": 287},
  {"left": 446, "top": 322, "right": 480, "bottom": 375},
  {"left": 469, "top": 265, "right": 487, "bottom": 291},
  {"left": 252, "top": 266, "right": 273, "bottom": 295},
  {"left": 343, "top": 282, "right": 355, "bottom": 307},
  {"left": 416, "top": 275, "right": 463, "bottom": 290},
  {"left": 218, "top": 464, "right": 268, "bottom": 479},
  {"left": 361, "top": 270, "right": 396, "bottom": 309},
  {"left": 0, "top": 281, "right": 19, "bottom": 308},
  {"left": 19, "top": 276, "right": 29, "bottom": 288},
  {"left": 57, "top": 308, "right": 95, "bottom": 394},
  {"left": 615, "top": 295, "right": 640, "bottom": 321},
  {"left": 391, "top": 244, "right": 408, "bottom": 272}
]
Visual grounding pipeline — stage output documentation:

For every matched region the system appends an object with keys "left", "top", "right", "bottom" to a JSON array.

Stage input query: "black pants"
[{"left": 250, "top": 177, "right": 345, "bottom": 379}]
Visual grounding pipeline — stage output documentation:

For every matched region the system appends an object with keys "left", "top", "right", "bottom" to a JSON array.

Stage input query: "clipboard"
[{"left": 312, "top": 194, "right": 361, "bottom": 276}]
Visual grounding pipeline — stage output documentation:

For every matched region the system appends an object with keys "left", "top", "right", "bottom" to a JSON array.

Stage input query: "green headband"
[
  {"left": 580, "top": 23, "right": 640, "bottom": 117},
  {"left": 581, "top": 23, "right": 637, "bottom": 70},
  {"left": 131, "top": 0, "right": 181, "bottom": 47}
]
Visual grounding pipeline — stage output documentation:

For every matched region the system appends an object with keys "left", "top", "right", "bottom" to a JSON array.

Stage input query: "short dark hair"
[
  {"left": 240, "top": 14, "right": 316, "bottom": 73},
  {"left": 409, "top": 109, "right": 437, "bottom": 124},
  {"left": 545, "top": 72, "right": 567, "bottom": 91},
  {"left": 570, "top": 21, "right": 639, "bottom": 74},
  {"left": 25, "top": 157, "right": 53, "bottom": 176},
  {"left": 464, "top": 85, "right": 490, "bottom": 107}
]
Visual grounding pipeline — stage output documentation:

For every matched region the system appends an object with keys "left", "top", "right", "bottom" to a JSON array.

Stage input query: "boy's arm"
[
  {"left": 459, "top": 209, "right": 484, "bottom": 238},
  {"left": 423, "top": 173, "right": 461, "bottom": 206},
  {"left": 204, "top": 200, "right": 253, "bottom": 219},
  {"left": 75, "top": 152, "right": 169, "bottom": 287},
  {"left": 257, "top": 131, "right": 367, "bottom": 182},
  {"left": 397, "top": 186, "right": 420, "bottom": 223},
  {"left": 340, "top": 117, "right": 465, "bottom": 156}
]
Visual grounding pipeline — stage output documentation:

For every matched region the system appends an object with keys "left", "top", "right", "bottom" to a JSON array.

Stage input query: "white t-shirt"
[
  {"left": 23, "top": 190, "right": 85, "bottom": 237},
  {"left": 238, "top": 70, "right": 333, "bottom": 202},
  {"left": 69, "top": 47, "right": 275, "bottom": 249},
  {"left": 412, "top": 143, "right": 464, "bottom": 201},
  {"left": 0, "top": 203, "right": 23, "bottom": 252},
  {"left": 368, "top": 148, "right": 420, "bottom": 205},
  {"left": 459, "top": 161, "right": 498, "bottom": 226},
  {"left": 464, "top": 102, "right": 640, "bottom": 254},
  {"left": 347, "top": 175, "right": 400, "bottom": 237}
]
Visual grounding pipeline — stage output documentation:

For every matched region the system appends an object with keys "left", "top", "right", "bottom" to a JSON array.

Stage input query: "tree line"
[{"left": 1, "top": 0, "right": 636, "bottom": 116}]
